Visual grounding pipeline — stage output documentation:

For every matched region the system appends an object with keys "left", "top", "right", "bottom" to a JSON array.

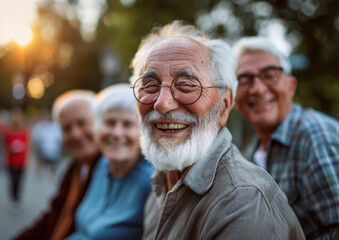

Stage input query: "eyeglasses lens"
[
  {"left": 133, "top": 76, "right": 203, "bottom": 105},
  {"left": 172, "top": 76, "right": 202, "bottom": 104},
  {"left": 261, "top": 68, "right": 281, "bottom": 84},
  {"left": 133, "top": 77, "right": 160, "bottom": 104}
]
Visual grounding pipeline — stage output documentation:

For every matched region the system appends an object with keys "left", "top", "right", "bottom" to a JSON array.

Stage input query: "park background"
[
  {"left": 0, "top": 0, "right": 338, "bottom": 238},
  {"left": 1, "top": 0, "right": 338, "bottom": 149}
]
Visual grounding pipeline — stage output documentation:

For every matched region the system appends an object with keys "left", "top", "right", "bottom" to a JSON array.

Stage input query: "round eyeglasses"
[
  {"left": 236, "top": 66, "right": 284, "bottom": 91},
  {"left": 131, "top": 75, "right": 225, "bottom": 105}
]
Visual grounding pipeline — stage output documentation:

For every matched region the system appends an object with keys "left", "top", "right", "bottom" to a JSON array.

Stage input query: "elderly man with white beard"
[{"left": 130, "top": 21, "right": 305, "bottom": 240}]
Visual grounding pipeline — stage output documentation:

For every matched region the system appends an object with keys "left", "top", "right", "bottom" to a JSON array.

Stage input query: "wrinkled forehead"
[
  {"left": 236, "top": 50, "right": 281, "bottom": 73},
  {"left": 59, "top": 100, "right": 93, "bottom": 121},
  {"left": 143, "top": 36, "right": 210, "bottom": 75},
  {"left": 155, "top": 36, "right": 207, "bottom": 50}
]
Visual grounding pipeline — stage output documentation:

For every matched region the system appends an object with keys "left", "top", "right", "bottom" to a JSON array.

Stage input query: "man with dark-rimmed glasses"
[
  {"left": 233, "top": 36, "right": 339, "bottom": 239},
  {"left": 130, "top": 21, "right": 304, "bottom": 240}
]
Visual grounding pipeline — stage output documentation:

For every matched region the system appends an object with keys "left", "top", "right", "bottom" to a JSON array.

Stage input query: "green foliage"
[
  {"left": 0, "top": 0, "right": 338, "bottom": 119},
  {"left": 96, "top": 0, "right": 197, "bottom": 76}
]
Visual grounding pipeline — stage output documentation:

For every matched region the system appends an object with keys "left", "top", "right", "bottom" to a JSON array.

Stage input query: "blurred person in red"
[
  {"left": 14, "top": 90, "right": 101, "bottom": 240},
  {"left": 0, "top": 113, "right": 5, "bottom": 169},
  {"left": 3, "top": 108, "right": 30, "bottom": 209}
]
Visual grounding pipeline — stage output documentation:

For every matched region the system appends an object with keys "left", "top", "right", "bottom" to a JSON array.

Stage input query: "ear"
[
  {"left": 288, "top": 75, "right": 297, "bottom": 98},
  {"left": 218, "top": 89, "right": 233, "bottom": 127},
  {"left": 93, "top": 129, "right": 100, "bottom": 145}
]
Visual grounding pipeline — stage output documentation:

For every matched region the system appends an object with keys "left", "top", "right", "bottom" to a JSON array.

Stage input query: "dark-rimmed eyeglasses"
[
  {"left": 236, "top": 66, "right": 284, "bottom": 91},
  {"left": 131, "top": 75, "right": 226, "bottom": 105}
]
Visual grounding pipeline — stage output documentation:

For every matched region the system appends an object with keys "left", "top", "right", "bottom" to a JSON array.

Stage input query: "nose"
[
  {"left": 153, "top": 86, "right": 179, "bottom": 114},
  {"left": 248, "top": 76, "right": 268, "bottom": 95},
  {"left": 69, "top": 125, "right": 83, "bottom": 139},
  {"left": 111, "top": 124, "right": 124, "bottom": 138}
]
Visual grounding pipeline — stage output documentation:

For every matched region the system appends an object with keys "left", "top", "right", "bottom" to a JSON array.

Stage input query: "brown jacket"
[{"left": 13, "top": 155, "right": 100, "bottom": 240}]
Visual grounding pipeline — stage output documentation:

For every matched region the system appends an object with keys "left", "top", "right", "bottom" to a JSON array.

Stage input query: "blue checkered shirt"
[{"left": 247, "top": 103, "right": 339, "bottom": 239}]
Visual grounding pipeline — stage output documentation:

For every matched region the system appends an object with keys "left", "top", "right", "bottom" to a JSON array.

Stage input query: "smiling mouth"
[
  {"left": 156, "top": 123, "right": 189, "bottom": 132},
  {"left": 250, "top": 99, "right": 274, "bottom": 107},
  {"left": 105, "top": 139, "right": 127, "bottom": 146}
]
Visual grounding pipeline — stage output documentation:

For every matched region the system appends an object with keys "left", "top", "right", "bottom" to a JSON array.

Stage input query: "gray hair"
[
  {"left": 130, "top": 20, "right": 238, "bottom": 102},
  {"left": 52, "top": 90, "right": 95, "bottom": 123},
  {"left": 232, "top": 36, "right": 291, "bottom": 75},
  {"left": 93, "top": 83, "right": 137, "bottom": 131}
]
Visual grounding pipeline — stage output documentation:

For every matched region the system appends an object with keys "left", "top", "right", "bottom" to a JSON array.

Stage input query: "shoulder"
[
  {"left": 290, "top": 107, "right": 339, "bottom": 165},
  {"left": 296, "top": 107, "right": 339, "bottom": 142},
  {"left": 200, "top": 150, "right": 302, "bottom": 238},
  {"left": 216, "top": 144, "right": 281, "bottom": 204},
  {"left": 192, "top": 143, "right": 286, "bottom": 230}
]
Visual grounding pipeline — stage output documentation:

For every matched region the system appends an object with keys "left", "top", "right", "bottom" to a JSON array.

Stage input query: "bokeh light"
[
  {"left": 12, "top": 83, "right": 26, "bottom": 100},
  {"left": 27, "top": 77, "right": 45, "bottom": 99},
  {"left": 57, "top": 43, "right": 74, "bottom": 69}
]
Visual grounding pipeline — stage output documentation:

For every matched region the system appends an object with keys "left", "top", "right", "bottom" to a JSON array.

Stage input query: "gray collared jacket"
[{"left": 142, "top": 127, "right": 305, "bottom": 240}]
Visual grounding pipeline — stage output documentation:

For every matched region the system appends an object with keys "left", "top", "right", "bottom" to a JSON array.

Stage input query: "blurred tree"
[
  {"left": 0, "top": 0, "right": 338, "bottom": 121},
  {"left": 191, "top": 0, "right": 339, "bottom": 150},
  {"left": 29, "top": 5, "right": 102, "bottom": 112},
  {"left": 195, "top": 0, "right": 339, "bottom": 116},
  {"left": 94, "top": 0, "right": 339, "bottom": 117},
  {"left": 94, "top": 0, "right": 199, "bottom": 83},
  {"left": 0, "top": 3, "right": 100, "bottom": 113}
]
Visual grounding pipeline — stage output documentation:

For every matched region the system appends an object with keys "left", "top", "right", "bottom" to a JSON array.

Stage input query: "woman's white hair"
[
  {"left": 52, "top": 89, "right": 95, "bottom": 123},
  {"left": 93, "top": 83, "right": 137, "bottom": 131},
  {"left": 129, "top": 20, "right": 238, "bottom": 102},
  {"left": 232, "top": 36, "right": 291, "bottom": 75}
]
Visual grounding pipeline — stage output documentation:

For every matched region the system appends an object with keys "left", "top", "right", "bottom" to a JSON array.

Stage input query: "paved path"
[{"left": 0, "top": 154, "right": 70, "bottom": 240}]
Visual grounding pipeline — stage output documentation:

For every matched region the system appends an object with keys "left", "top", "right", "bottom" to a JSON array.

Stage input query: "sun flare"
[
  {"left": 13, "top": 26, "right": 34, "bottom": 46},
  {"left": 0, "top": 0, "right": 36, "bottom": 46}
]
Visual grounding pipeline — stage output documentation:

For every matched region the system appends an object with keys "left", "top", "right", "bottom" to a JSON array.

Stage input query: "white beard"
[{"left": 138, "top": 109, "right": 220, "bottom": 171}]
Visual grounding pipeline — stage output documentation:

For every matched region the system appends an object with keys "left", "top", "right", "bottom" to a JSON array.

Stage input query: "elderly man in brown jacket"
[{"left": 14, "top": 90, "right": 100, "bottom": 240}]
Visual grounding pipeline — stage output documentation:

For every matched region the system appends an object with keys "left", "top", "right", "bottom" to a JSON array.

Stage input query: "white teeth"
[{"left": 156, "top": 123, "right": 187, "bottom": 130}]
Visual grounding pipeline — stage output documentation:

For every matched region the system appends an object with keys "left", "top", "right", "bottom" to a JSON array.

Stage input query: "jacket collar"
[
  {"left": 151, "top": 127, "right": 233, "bottom": 200},
  {"left": 182, "top": 127, "right": 232, "bottom": 195}
]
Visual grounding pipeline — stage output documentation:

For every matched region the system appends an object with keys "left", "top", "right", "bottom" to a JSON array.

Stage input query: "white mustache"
[{"left": 144, "top": 111, "right": 198, "bottom": 124}]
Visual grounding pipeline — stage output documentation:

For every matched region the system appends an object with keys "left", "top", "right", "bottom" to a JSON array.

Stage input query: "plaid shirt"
[{"left": 248, "top": 103, "right": 339, "bottom": 239}]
